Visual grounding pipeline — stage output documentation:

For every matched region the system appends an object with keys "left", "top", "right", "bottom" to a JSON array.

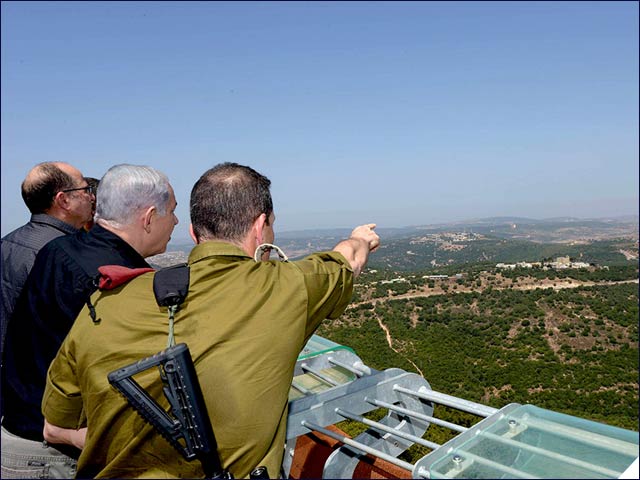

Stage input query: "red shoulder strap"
[{"left": 98, "top": 265, "right": 155, "bottom": 290}]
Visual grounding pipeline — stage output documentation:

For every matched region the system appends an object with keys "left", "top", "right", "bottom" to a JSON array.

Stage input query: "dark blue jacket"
[{"left": 1, "top": 214, "right": 79, "bottom": 357}]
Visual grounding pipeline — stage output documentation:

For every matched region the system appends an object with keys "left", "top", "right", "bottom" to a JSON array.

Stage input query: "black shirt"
[{"left": 1, "top": 224, "right": 150, "bottom": 441}]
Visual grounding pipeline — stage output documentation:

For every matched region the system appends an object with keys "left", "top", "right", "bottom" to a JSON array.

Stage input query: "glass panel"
[
  {"left": 429, "top": 405, "right": 639, "bottom": 479},
  {"left": 289, "top": 366, "right": 356, "bottom": 401}
]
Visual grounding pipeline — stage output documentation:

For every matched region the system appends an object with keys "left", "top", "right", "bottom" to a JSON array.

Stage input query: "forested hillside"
[
  {"left": 317, "top": 272, "right": 638, "bottom": 457},
  {"left": 368, "top": 237, "right": 638, "bottom": 270}
]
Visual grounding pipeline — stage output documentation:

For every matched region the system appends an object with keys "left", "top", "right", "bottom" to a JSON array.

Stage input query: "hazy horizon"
[{"left": 164, "top": 212, "right": 640, "bottom": 245}]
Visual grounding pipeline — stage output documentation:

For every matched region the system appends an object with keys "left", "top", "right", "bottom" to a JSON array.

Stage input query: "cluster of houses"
[
  {"left": 409, "top": 232, "right": 484, "bottom": 244},
  {"left": 496, "top": 256, "right": 592, "bottom": 270}
]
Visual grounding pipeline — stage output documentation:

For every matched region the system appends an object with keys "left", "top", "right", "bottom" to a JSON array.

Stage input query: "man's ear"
[
  {"left": 253, "top": 213, "right": 268, "bottom": 245},
  {"left": 52, "top": 191, "right": 70, "bottom": 211},
  {"left": 142, "top": 206, "right": 156, "bottom": 233},
  {"left": 189, "top": 224, "right": 198, "bottom": 244}
]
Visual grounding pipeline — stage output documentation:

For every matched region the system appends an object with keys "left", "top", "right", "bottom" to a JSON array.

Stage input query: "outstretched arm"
[
  {"left": 43, "top": 419, "right": 87, "bottom": 450},
  {"left": 332, "top": 223, "right": 380, "bottom": 277}
]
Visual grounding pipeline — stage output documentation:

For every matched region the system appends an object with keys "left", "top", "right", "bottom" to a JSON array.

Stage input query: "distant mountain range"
[
  {"left": 169, "top": 215, "right": 638, "bottom": 244},
  {"left": 267, "top": 215, "right": 640, "bottom": 238}
]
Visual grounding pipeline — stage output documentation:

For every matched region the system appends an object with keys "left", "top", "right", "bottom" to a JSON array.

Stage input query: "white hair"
[{"left": 94, "top": 164, "right": 171, "bottom": 228}]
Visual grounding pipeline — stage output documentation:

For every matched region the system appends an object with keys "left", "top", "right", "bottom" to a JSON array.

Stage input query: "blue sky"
[{"left": 2, "top": 1, "right": 638, "bottom": 241}]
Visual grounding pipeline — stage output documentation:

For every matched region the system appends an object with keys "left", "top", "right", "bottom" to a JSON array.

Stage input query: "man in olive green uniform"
[{"left": 42, "top": 163, "right": 380, "bottom": 478}]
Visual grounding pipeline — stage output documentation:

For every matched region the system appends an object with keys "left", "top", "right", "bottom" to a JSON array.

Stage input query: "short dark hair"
[
  {"left": 190, "top": 163, "right": 273, "bottom": 243},
  {"left": 85, "top": 177, "right": 100, "bottom": 190},
  {"left": 21, "top": 163, "right": 75, "bottom": 214}
]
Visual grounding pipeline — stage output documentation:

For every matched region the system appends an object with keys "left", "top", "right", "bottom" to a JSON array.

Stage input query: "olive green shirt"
[{"left": 42, "top": 242, "right": 353, "bottom": 478}]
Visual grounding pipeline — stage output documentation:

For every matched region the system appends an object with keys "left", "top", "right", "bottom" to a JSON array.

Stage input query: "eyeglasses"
[{"left": 62, "top": 185, "right": 96, "bottom": 195}]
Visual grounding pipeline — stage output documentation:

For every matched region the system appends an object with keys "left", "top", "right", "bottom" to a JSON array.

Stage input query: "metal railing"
[{"left": 285, "top": 339, "right": 639, "bottom": 479}]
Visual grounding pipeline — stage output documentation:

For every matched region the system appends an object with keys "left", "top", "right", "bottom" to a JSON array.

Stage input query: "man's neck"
[
  {"left": 45, "top": 209, "right": 83, "bottom": 230},
  {"left": 197, "top": 236, "right": 252, "bottom": 257},
  {"left": 96, "top": 221, "right": 146, "bottom": 258}
]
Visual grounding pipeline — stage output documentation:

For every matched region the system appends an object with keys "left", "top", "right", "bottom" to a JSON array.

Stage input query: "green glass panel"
[{"left": 297, "top": 334, "right": 354, "bottom": 360}]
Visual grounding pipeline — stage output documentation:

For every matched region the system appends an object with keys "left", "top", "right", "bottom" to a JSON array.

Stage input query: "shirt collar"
[
  {"left": 30, "top": 213, "right": 80, "bottom": 235},
  {"left": 188, "top": 241, "right": 252, "bottom": 265},
  {"left": 88, "top": 224, "right": 151, "bottom": 267}
]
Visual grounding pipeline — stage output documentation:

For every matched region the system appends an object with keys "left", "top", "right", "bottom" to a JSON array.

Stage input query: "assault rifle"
[{"left": 108, "top": 343, "right": 232, "bottom": 479}]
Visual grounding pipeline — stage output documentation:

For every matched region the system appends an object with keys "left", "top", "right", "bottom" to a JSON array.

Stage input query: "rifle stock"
[{"left": 108, "top": 343, "right": 230, "bottom": 479}]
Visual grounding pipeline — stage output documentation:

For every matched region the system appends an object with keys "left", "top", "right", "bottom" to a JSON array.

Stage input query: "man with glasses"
[
  {"left": 1, "top": 162, "right": 95, "bottom": 358},
  {"left": 1, "top": 164, "right": 179, "bottom": 479}
]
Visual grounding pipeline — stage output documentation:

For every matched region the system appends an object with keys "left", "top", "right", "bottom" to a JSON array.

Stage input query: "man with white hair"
[
  {"left": 1, "top": 164, "right": 178, "bottom": 479},
  {"left": 1, "top": 162, "right": 95, "bottom": 357}
]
